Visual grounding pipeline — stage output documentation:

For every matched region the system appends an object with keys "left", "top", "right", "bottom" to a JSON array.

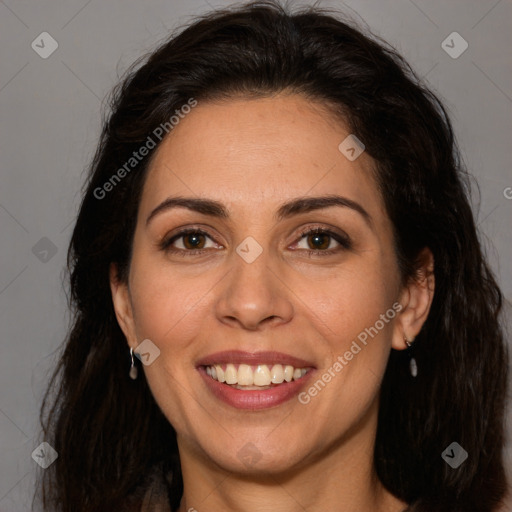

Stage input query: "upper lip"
[{"left": 196, "top": 350, "right": 316, "bottom": 368}]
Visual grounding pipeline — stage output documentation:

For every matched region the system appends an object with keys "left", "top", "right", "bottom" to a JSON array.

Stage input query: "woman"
[{"left": 38, "top": 1, "right": 510, "bottom": 511}]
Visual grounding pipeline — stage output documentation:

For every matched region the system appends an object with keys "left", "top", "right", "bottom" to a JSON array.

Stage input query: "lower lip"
[{"left": 198, "top": 367, "right": 314, "bottom": 410}]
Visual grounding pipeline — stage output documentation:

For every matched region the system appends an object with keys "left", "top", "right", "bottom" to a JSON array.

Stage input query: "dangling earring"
[
  {"left": 405, "top": 334, "right": 417, "bottom": 377},
  {"left": 129, "top": 347, "right": 138, "bottom": 380}
]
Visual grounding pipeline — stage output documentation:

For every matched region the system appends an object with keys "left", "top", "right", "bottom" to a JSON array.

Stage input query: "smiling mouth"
[{"left": 203, "top": 363, "right": 310, "bottom": 389}]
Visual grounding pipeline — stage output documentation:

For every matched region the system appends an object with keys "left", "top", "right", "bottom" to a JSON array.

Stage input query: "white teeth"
[
  {"left": 270, "top": 364, "right": 284, "bottom": 384},
  {"left": 225, "top": 363, "right": 237, "bottom": 384},
  {"left": 253, "top": 365, "right": 271, "bottom": 386},
  {"left": 216, "top": 365, "right": 225, "bottom": 383},
  {"left": 237, "top": 364, "right": 253, "bottom": 386},
  {"left": 205, "top": 363, "right": 308, "bottom": 387}
]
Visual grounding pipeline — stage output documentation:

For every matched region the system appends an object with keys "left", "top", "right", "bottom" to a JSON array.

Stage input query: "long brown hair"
[{"left": 37, "top": 2, "right": 509, "bottom": 510}]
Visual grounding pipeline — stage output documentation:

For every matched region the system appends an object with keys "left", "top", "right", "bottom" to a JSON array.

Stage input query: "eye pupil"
[
  {"left": 184, "top": 233, "right": 204, "bottom": 249},
  {"left": 308, "top": 233, "right": 329, "bottom": 250}
]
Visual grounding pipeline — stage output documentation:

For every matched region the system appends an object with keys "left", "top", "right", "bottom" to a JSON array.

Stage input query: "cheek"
[
  {"left": 127, "top": 260, "right": 211, "bottom": 431},
  {"left": 301, "top": 279, "right": 396, "bottom": 438},
  {"left": 301, "top": 256, "right": 399, "bottom": 397},
  {"left": 127, "top": 245, "right": 213, "bottom": 344},
  {"left": 302, "top": 259, "right": 398, "bottom": 337}
]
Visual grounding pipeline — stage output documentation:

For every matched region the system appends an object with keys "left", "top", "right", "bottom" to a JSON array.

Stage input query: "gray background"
[{"left": 0, "top": 0, "right": 511, "bottom": 510}]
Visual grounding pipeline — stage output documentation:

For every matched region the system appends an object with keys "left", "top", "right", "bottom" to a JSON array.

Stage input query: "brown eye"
[
  {"left": 306, "top": 232, "right": 331, "bottom": 250},
  {"left": 294, "top": 227, "right": 352, "bottom": 255},
  {"left": 159, "top": 228, "right": 222, "bottom": 255},
  {"left": 182, "top": 232, "right": 206, "bottom": 250}
]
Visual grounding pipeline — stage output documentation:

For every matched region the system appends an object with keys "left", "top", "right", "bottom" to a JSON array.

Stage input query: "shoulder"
[
  {"left": 140, "top": 466, "right": 173, "bottom": 512},
  {"left": 122, "top": 464, "right": 173, "bottom": 512}
]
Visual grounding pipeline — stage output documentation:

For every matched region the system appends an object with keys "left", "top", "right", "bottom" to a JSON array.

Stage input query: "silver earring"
[
  {"left": 405, "top": 334, "right": 417, "bottom": 377},
  {"left": 129, "top": 347, "right": 138, "bottom": 380}
]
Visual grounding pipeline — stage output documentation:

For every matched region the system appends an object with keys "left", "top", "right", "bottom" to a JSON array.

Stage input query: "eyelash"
[{"left": 159, "top": 226, "right": 352, "bottom": 257}]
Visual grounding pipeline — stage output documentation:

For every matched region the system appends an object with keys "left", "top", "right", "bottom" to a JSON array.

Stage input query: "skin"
[{"left": 110, "top": 93, "right": 435, "bottom": 512}]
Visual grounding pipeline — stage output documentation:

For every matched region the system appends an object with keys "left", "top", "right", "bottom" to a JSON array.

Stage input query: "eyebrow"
[{"left": 146, "top": 195, "right": 373, "bottom": 228}]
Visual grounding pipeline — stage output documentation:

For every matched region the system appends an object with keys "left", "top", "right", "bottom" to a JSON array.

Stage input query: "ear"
[
  {"left": 392, "top": 247, "right": 435, "bottom": 351},
  {"left": 109, "top": 263, "right": 138, "bottom": 349}
]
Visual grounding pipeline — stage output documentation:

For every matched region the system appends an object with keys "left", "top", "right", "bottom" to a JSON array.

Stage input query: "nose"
[{"left": 214, "top": 247, "right": 294, "bottom": 331}]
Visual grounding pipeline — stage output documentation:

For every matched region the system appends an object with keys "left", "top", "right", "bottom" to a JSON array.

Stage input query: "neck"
[{"left": 176, "top": 400, "right": 406, "bottom": 512}]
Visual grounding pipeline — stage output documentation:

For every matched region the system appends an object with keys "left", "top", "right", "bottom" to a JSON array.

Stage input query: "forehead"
[{"left": 140, "top": 94, "right": 386, "bottom": 223}]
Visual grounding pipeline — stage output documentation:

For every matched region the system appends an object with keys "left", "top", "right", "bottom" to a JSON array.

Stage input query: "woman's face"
[{"left": 111, "top": 93, "right": 416, "bottom": 475}]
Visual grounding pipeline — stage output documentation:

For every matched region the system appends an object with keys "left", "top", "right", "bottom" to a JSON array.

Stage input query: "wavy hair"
[{"left": 38, "top": 1, "right": 509, "bottom": 510}]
